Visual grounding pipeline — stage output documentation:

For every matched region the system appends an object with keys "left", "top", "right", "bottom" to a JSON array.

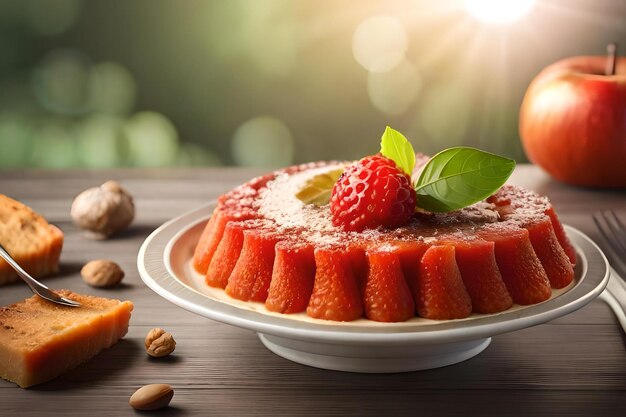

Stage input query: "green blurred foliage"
[{"left": 0, "top": 0, "right": 625, "bottom": 169}]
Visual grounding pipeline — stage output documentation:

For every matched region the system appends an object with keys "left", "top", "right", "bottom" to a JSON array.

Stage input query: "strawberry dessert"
[{"left": 192, "top": 127, "right": 576, "bottom": 322}]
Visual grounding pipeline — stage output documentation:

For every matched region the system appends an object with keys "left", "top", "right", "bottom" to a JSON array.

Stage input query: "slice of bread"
[
  {"left": 0, "top": 194, "right": 63, "bottom": 285},
  {"left": 0, "top": 290, "right": 133, "bottom": 388}
]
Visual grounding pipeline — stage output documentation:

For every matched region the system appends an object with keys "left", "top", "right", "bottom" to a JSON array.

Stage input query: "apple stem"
[{"left": 606, "top": 42, "right": 618, "bottom": 75}]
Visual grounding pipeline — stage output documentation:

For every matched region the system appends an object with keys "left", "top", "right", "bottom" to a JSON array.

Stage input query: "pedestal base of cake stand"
[{"left": 258, "top": 333, "right": 491, "bottom": 373}]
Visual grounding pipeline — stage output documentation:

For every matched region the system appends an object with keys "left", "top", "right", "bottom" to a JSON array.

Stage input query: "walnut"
[
  {"left": 81, "top": 260, "right": 125, "bottom": 288},
  {"left": 70, "top": 180, "right": 135, "bottom": 239},
  {"left": 145, "top": 328, "right": 176, "bottom": 357}
]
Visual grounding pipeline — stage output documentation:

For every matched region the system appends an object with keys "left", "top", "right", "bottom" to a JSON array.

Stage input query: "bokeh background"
[{"left": 1, "top": 0, "right": 625, "bottom": 169}]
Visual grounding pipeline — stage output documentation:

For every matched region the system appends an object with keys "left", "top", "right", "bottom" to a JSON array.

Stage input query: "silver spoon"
[{"left": 0, "top": 243, "right": 80, "bottom": 307}]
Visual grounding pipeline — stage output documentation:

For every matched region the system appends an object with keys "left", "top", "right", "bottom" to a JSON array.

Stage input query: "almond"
[
  {"left": 81, "top": 260, "right": 124, "bottom": 288},
  {"left": 129, "top": 384, "right": 174, "bottom": 410}
]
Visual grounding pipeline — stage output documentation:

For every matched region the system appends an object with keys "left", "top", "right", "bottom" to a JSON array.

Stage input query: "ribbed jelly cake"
[{"left": 192, "top": 158, "right": 575, "bottom": 322}]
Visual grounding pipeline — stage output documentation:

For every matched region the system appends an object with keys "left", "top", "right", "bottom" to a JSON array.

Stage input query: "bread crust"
[{"left": 0, "top": 195, "right": 64, "bottom": 285}]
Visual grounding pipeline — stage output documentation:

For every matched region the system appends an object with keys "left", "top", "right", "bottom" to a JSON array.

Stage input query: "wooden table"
[{"left": 1, "top": 166, "right": 625, "bottom": 416}]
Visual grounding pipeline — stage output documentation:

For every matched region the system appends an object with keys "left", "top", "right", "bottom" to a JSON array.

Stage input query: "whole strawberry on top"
[{"left": 330, "top": 155, "right": 416, "bottom": 232}]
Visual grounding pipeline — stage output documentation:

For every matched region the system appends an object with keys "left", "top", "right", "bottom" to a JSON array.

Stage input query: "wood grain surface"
[{"left": 0, "top": 166, "right": 625, "bottom": 417}]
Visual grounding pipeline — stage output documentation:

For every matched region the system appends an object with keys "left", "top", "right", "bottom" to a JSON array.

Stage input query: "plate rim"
[{"left": 137, "top": 202, "right": 610, "bottom": 346}]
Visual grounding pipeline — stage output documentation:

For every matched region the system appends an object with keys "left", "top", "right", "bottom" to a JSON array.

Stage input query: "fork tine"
[
  {"left": 59, "top": 297, "right": 81, "bottom": 307},
  {"left": 594, "top": 212, "right": 626, "bottom": 281},
  {"left": 607, "top": 211, "right": 626, "bottom": 251},
  {"left": 610, "top": 210, "right": 626, "bottom": 231}
]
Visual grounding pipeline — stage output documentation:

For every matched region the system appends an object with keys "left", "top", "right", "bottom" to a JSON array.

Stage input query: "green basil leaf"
[
  {"left": 295, "top": 168, "right": 344, "bottom": 205},
  {"left": 380, "top": 126, "right": 415, "bottom": 176},
  {"left": 414, "top": 147, "right": 516, "bottom": 212}
]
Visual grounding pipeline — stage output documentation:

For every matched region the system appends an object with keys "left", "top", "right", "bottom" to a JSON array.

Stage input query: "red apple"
[{"left": 520, "top": 55, "right": 626, "bottom": 187}]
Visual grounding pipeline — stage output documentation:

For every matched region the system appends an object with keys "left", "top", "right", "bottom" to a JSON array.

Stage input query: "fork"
[
  {"left": 0, "top": 244, "right": 80, "bottom": 307},
  {"left": 592, "top": 211, "right": 626, "bottom": 331}
]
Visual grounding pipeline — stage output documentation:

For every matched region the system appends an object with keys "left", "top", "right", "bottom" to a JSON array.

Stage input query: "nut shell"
[
  {"left": 129, "top": 384, "right": 174, "bottom": 410},
  {"left": 71, "top": 181, "right": 134, "bottom": 238},
  {"left": 81, "top": 260, "right": 125, "bottom": 288}
]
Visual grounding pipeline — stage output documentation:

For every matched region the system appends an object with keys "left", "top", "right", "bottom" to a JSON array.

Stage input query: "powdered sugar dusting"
[
  {"left": 258, "top": 163, "right": 345, "bottom": 235},
  {"left": 254, "top": 162, "right": 523, "bottom": 247},
  {"left": 488, "top": 185, "right": 552, "bottom": 226},
  {"left": 220, "top": 161, "right": 558, "bottom": 251}
]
